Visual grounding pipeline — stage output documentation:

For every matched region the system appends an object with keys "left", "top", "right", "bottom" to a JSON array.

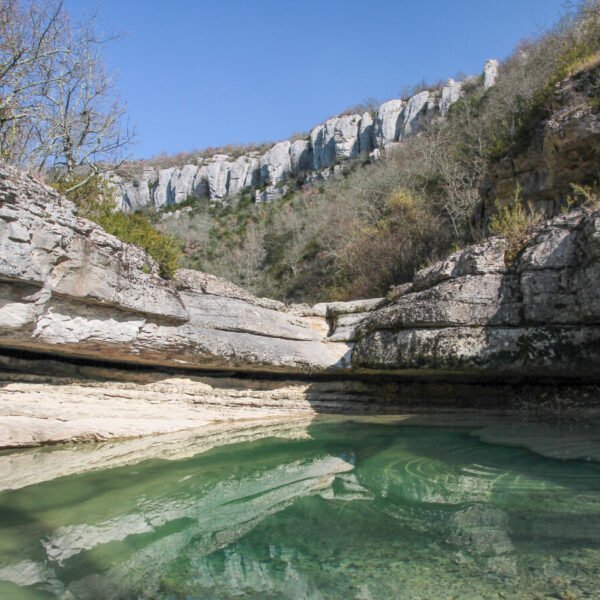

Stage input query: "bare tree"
[{"left": 0, "top": 0, "right": 133, "bottom": 190}]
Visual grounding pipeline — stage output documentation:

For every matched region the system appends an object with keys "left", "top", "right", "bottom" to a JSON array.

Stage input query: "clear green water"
[{"left": 0, "top": 417, "right": 599, "bottom": 599}]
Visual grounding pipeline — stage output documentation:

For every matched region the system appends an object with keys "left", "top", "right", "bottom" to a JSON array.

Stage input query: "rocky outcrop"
[
  {"left": 353, "top": 208, "right": 600, "bottom": 378},
  {"left": 3, "top": 162, "right": 600, "bottom": 448},
  {"left": 484, "top": 59, "right": 500, "bottom": 90},
  {"left": 440, "top": 79, "right": 463, "bottom": 116},
  {"left": 115, "top": 60, "right": 496, "bottom": 210},
  {"left": 481, "top": 62, "right": 600, "bottom": 220},
  {"left": 4, "top": 162, "right": 600, "bottom": 383},
  {"left": 0, "top": 163, "right": 351, "bottom": 374}
]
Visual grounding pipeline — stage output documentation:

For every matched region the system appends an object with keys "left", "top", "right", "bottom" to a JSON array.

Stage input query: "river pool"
[{"left": 0, "top": 416, "right": 599, "bottom": 599}]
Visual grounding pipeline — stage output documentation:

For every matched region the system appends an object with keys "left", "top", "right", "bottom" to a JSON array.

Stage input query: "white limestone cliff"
[{"left": 115, "top": 60, "right": 499, "bottom": 210}]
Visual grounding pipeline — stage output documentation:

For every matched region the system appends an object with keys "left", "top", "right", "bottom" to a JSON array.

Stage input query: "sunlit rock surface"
[
  {"left": 352, "top": 208, "right": 600, "bottom": 378},
  {"left": 0, "top": 163, "right": 352, "bottom": 375},
  {"left": 114, "top": 60, "right": 499, "bottom": 209}
]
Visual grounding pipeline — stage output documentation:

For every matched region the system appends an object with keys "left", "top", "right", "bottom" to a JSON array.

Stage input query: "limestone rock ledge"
[
  {"left": 353, "top": 209, "right": 600, "bottom": 378},
  {"left": 0, "top": 163, "right": 351, "bottom": 374},
  {"left": 3, "top": 161, "right": 600, "bottom": 383}
]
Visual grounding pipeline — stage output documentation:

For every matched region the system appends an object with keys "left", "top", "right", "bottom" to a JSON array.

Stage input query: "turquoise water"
[{"left": 0, "top": 417, "right": 599, "bottom": 599}]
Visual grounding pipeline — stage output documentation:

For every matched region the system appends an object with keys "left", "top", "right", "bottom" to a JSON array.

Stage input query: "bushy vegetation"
[
  {"left": 53, "top": 176, "right": 181, "bottom": 278},
  {"left": 0, "top": 0, "right": 133, "bottom": 188},
  {"left": 158, "top": 1, "right": 600, "bottom": 302},
  {"left": 488, "top": 186, "right": 542, "bottom": 265}
]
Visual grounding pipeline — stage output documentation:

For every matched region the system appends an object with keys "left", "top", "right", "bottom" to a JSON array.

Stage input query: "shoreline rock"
[{"left": 3, "top": 161, "right": 600, "bottom": 447}]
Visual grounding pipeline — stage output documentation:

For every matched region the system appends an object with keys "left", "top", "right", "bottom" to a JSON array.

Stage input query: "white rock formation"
[
  {"left": 260, "top": 141, "right": 292, "bottom": 185},
  {"left": 113, "top": 60, "right": 500, "bottom": 207},
  {"left": 332, "top": 114, "right": 361, "bottom": 161},
  {"left": 484, "top": 59, "right": 500, "bottom": 90},
  {"left": 399, "top": 90, "right": 430, "bottom": 139},
  {"left": 311, "top": 114, "right": 363, "bottom": 170},
  {"left": 440, "top": 79, "right": 464, "bottom": 116},
  {"left": 154, "top": 167, "right": 176, "bottom": 209},
  {"left": 289, "top": 139, "right": 312, "bottom": 172},
  {"left": 358, "top": 111, "right": 374, "bottom": 154},
  {"left": 374, "top": 99, "right": 405, "bottom": 146},
  {"left": 228, "top": 156, "right": 254, "bottom": 196},
  {"left": 172, "top": 164, "right": 199, "bottom": 204},
  {"left": 116, "top": 167, "right": 158, "bottom": 212},
  {"left": 206, "top": 156, "right": 231, "bottom": 201}
]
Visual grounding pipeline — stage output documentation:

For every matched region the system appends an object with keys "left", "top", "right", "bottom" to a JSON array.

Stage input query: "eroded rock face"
[
  {"left": 374, "top": 99, "right": 405, "bottom": 146},
  {"left": 260, "top": 141, "right": 292, "bottom": 186},
  {"left": 440, "top": 79, "right": 463, "bottom": 116},
  {"left": 3, "top": 160, "right": 600, "bottom": 380},
  {"left": 6, "top": 157, "right": 598, "bottom": 383},
  {"left": 0, "top": 164, "right": 350, "bottom": 374},
  {"left": 484, "top": 59, "right": 500, "bottom": 90},
  {"left": 399, "top": 91, "right": 430, "bottom": 139},
  {"left": 481, "top": 64, "right": 600, "bottom": 219},
  {"left": 114, "top": 60, "right": 499, "bottom": 208},
  {"left": 352, "top": 208, "right": 600, "bottom": 378}
]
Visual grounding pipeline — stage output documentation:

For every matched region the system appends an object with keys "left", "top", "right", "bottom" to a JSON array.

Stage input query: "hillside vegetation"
[{"left": 155, "top": 1, "right": 600, "bottom": 301}]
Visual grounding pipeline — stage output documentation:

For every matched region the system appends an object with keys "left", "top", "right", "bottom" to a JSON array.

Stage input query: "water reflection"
[{"left": 0, "top": 417, "right": 599, "bottom": 599}]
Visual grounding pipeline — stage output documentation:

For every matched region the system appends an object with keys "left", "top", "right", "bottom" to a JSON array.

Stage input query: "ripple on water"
[{"left": 0, "top": 418, "right": 599, "bottom": 600}]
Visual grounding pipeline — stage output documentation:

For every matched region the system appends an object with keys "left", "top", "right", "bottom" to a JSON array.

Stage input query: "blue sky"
[{"left": 65, "top": 0, "right": 568, "bottom": 159}]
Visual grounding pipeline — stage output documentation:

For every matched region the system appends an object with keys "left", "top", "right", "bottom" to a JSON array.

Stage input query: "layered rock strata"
[
  {"left": 353, "top": 209, "right": 600, "bottom": 378},
  {"left": 3, "top": 162, "right": 600, "bottom": 381},
  {"left": 0, "top": 164, "right": 355, "bottom": 374},
  {"left": 3, "top": 163, "right": 600, "bottom": 449},
  {"left": 481, "top": 63, "right": 600, "bottom": 219}
]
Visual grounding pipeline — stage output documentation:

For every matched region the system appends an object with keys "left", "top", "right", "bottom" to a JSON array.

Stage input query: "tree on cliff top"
[{"left": 0, "top": 0, "right": 133, "bottom": 191}]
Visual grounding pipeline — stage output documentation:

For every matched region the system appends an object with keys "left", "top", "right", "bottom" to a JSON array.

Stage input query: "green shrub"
[
  {"left": 52, "top": 175, "right": 182, "bottom": 278},
  {"left": 488, "top": 186, "right": 541, "bottom": 265}
]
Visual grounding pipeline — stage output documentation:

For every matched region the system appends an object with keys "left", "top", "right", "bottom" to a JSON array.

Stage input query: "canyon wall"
[
  {"left": 2, "top": 161, "right": 600, "bottom": 382},
  {"left": 481, "top": 63, "right": 600, "bottom": 220},
  {"left": 114, "top": 60, "right": 499, "bottom": 211}
]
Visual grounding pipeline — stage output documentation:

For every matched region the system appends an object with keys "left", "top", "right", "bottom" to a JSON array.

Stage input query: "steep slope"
[
  {"left": 113, "top": 60, "right": 499, "bottom": 210},
  {"left": 481, "top": 60, "right": 600, "bottom": 220}
]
